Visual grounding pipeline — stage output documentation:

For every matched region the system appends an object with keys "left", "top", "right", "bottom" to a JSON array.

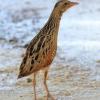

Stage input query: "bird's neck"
[
  {"left": 40, "top": 8, "right": 63, "bottom": 38},
  {"left": 49, "top": 9, "right": 63, "bottom": 21},
  {"left": 43, "top": 10, "right": 62, "bottom": 35}
]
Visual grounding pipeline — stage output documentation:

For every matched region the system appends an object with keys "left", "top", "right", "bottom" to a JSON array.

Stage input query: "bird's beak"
[{"left": 69, "top": 1, "right": 79, "bottom": 7}]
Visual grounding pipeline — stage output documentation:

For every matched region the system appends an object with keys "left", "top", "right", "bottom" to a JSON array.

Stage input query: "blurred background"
[{"left": 0, "top": 0, "right": 100, "bottom": 100}]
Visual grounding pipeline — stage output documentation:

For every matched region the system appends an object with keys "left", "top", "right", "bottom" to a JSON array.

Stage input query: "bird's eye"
[{"left": 64, "top": 3, "right": 67, "bottom": 5}]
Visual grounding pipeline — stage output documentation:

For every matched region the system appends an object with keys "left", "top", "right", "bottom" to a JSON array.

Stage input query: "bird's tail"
[
  {"left": 17, "top": 74, "right": 23, "bottom": 79},
  {"left": 17, "top": 69, "right": 33, "bottom": 79}
]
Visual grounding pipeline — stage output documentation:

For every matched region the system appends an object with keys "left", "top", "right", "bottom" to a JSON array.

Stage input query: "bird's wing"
[{"left": 18, "top": 34, "right": 45, "bottom": 78}]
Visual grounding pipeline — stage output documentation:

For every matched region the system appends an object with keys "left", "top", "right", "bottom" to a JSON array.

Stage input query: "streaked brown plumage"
[{"left": 18, "top": 0, "right": 78, "bottom": 100}]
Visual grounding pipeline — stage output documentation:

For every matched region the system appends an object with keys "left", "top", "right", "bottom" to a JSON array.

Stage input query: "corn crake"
[{"left": 18, "top": 0, "right": 78, "bottom": 100}]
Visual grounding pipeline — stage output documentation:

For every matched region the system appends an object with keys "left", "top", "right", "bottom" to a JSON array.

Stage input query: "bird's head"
[{"left": 54, "top": 0, "right": 78, "bottom": 14}]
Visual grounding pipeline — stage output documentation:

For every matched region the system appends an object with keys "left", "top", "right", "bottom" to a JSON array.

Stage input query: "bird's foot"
[
  {"left": 33, "top": 98, "right": 37, "bottom": 100},
  {"left": 33, "top": 96, "right": 37, "bottom": 100},
  {"left": 33, "top": 93, "right": 37, "bottom": 100},
  {"left": 46, "top": 93, "right": 55, "bottom": 100}
]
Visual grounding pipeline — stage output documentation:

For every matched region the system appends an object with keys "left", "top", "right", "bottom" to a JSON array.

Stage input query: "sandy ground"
[
  {"left": 0, "top": 64, "right": 100, "bottom": 100},
  {"left": 0, "top": 0, "right": 100, "bottom": 100}
]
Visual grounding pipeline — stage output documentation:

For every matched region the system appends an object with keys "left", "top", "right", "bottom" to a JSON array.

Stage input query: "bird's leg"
[
  {"left": 33, "top": 73, "right": 37, "bottom": 100},
  {"left": 43, "top": 70, "right": 55, "bottom": 100}
]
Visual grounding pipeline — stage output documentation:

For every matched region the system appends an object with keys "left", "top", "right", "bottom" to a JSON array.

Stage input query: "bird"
[{"left": 18, "top": 0, "right": 78, "bottom": 100}]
